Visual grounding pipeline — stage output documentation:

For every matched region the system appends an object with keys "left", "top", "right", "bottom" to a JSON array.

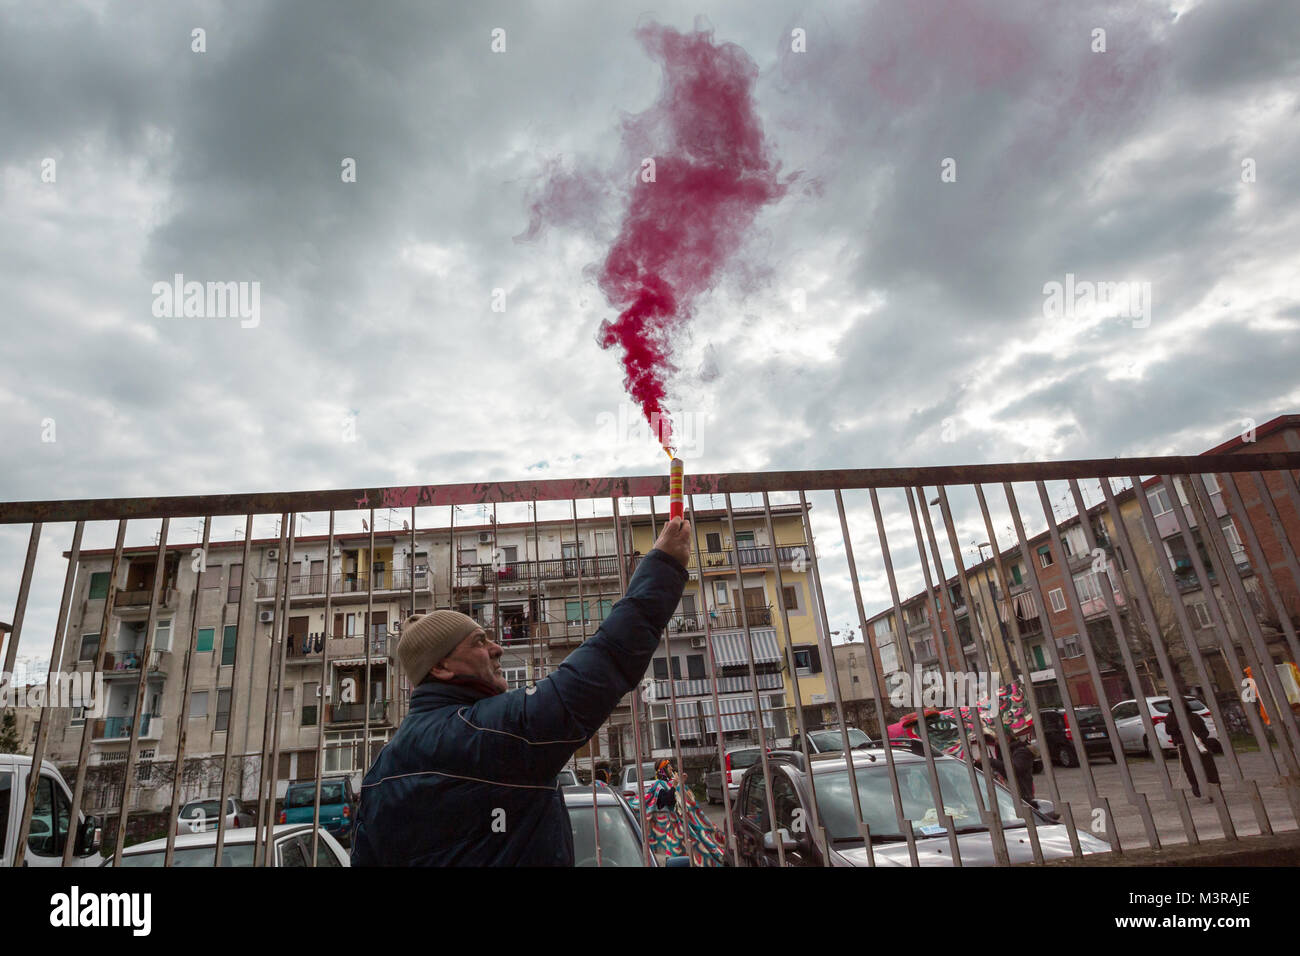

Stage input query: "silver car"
[
  {"left": 563, "top": 785, "right": 664, "bottom": 867},
  {"left": 108, "top": 824, "right": 350, "bottom": 867},
  {"left": 175, "top": 796, "right": 252, "bottom": 835},
  {"left": 733, "top": 749, "right": 1111, "bottom": 866}
]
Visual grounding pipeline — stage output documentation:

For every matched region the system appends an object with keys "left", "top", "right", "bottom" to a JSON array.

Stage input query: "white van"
[{"left": 0, "top": 754, "right": 103, "bottom": 867}]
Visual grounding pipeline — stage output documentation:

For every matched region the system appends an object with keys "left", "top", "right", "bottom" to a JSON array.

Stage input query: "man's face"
[{"left": 433, "top": 627, "right": 506, "bottom": 692}]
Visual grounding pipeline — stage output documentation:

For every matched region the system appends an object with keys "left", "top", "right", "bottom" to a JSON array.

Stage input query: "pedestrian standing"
[{"left": 1166, "top": 693, "right": 1219, "bottom": 803}]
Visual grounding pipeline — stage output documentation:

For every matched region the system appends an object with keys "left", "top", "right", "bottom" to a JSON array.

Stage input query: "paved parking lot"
[{"left": 693, "top": 748, "right": 1300, "bottom": 858}]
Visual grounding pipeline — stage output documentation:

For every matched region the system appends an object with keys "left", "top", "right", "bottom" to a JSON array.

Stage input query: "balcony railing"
[
  {"left": 94, "top": 714, "right": 161, "bottom": 740},
  {"left": 649, "top": 671, "right": 784, "bottom": 700},
  {"left": 666, "top": 605, "right": 774, "bottom": 633},
  {"left": 115, "top": 586, "right": 177, "bottom": 608},
  {"left": 256, "top": 567, "right": 430, "bottom": 599},
  {"left": 327, "top": 699, "right": 391, "bottom": 724},
  {"left": 102, "top": 649, "right": 167, "bottom": 677}
]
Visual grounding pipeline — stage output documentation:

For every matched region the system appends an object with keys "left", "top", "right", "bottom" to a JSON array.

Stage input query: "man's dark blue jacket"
[{"left": 350, "top": 548, "right": 686, "bottom": 865}]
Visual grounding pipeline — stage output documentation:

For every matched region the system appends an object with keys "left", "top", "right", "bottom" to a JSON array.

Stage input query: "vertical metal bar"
[
  {"left": 112, "top": 517, "right": 171, "bottom": 865},
  {"left": 902, "top": 486, "right": 970, "bottom": 863},
  {"left": 530, "top": 502, "right": 541, "bottom": 689},
  {"left": 164, "top": 514, "right": 212, "bottom": 865},
  {"left": 1186, "top": 474, "right": 1289, "bottom": 834},
  {"left": 569, "top": 499, "right": 601, "bottom": 866},
  {"left": 65, "top": 519, "right": 127, "bottom": 866},
  {"left": 263, "top": 513, "right": 297, "bottom": 864},
  {"left": 16, "top": 521, "right": 83, "bottom": 863},
  {"left": 408, "top": 504, "right": 417, "bottom": 723},
  {"left": 1098, "top": 480, "right": 1200, "bottom": 844},
  {"left": 1245, "top": 472, "right": 1300, "bottom": 665},
  {"left": 1124, "top": 478, "right": 1216, "bottom": 842},
  {"left": 215, "top": 513, "right": 254, "bottom": 867},
  {"left": 0, "top": 523, "right": 40, "bottom": 680},
  {"left": 760, "top": 492, "right": 828, "bottom": 862},
  {"left": 721, "top": 492, "right": 784, "bottom": 866},
  {"left": 1001, "top": 484, "right": 1089, "bottom": 857},
  {"left": 363, "top": 508, "right": 375, "bottom": 769},
  {"left": 310, "top": 510, "right": 337, "bottom": 867},
  {"left": 922, "top": 487, "right": 1011, "bottom": 865},
  {"left": 646, "top": 496, "right": 693, "bottom": 864},
  {"left": 610, "top": 497, "right": 654, "bottom": 867},
  {"left": 253, "top": 514, "right": 289, "bottom": 866},
  {"left": 1064, "top": 479, "right": 1162, "bottom": 849},
  {"left": 970, "top": 486, "right": 1047, "bottom": 862},
  {"left": 686, "top": 493, "right": 742, "bottom": 866}
]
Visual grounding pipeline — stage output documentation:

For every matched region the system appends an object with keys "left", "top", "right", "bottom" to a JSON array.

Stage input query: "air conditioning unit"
[
  {"left": 690, "top": 636, "right": 706, "bottom": 649},
  {"left": 478, "top": 532, "right": 492, "bottom": 544},
  {"left": 259, "top": 610, "right": 274, "bottom": 623},
  {"left": 267, "top": 549, "right": 279, "bottom": 561}
]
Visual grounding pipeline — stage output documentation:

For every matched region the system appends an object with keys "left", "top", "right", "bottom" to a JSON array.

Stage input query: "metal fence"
[{"left": 2, "top": 451, "right": 1299, "bottom": 866}]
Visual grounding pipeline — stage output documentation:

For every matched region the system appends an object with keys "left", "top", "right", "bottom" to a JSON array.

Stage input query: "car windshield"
[
  {"left": 809, "top": 729, "right": 872, "bottom": 751},
  {"left": 119, "top": 843, "right": 256, "bottom": 867},
  {"left": 568, "top": 806, "right": 645, "bottom": 866},
  {"left": 1152, "top": 698, "right": 1206, "bottom": 715},
  {"left": 624, "top": 765, "right": 655, "bottom": 784},
  {"left": 557, "top": 771, "right": 577, "bottom": 784},
  {"left": 285, "top": 782, "right": 344, "bottom": 808},
  {"left": 180, "top": 800, "right": 221, "bottom": 819},
  {"left": 1074, "top": 709, "right": 1105, "bottom": 728},
  {"left": 730, "top": 750, "right": 760, "bottom": 769},
  {"left": 813, "top": 760, "right": 1023, "bottom": 842}
]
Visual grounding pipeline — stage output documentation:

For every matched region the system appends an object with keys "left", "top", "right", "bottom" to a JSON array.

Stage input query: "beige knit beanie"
[{"left": 398, "top": 610, "right": 481, "bottom": 684}]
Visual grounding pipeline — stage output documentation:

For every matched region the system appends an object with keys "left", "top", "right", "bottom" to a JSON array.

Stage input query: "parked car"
[
  {"left": 1110, "top": 696, "right": 1222, "bottom": 755},
  {"left": 618, "top": 761, "right": 658, "bottom": 807},
  {"left": 279, "top": 776, "right": 358, "bottom": 847},
  {"left": 563, "top": 785, "right": 677, "bottom": 866},
  {"left": 1037, "top": 707, "right": 1116, "bottom": 766},
  {"left": 556, "top": 768, "right": 580, "bottom": 787},
  {"left": 175, "top": 796, "right": 253, "bottom": 835},
  {"left": 0, "top": 754, "right": 102, "bottom": 868},
  {"left": 106, "top": 824, "right": 349, "bottom": 866},
  {"left": 731, "top": 748, "right": 1112, "bottom": 866},
  {"left": 792, "top": 727, "right": 874, "bottom": 753},
  {"left": 705, "top": 747, "right": 763, "bottom": 805}
]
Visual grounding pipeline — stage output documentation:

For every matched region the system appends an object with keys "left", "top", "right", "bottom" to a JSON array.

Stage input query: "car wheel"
[{"left": 1055, "top": 743, "right": 1077, "bottom": 768}]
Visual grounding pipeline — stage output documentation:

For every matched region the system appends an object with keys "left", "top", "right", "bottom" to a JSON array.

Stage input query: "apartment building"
[
  {"left": 863, "top": 415, "right": 1300, "bottom": 714},
  {"left": 40, "top": 501, "right": 828, "bottom": 812}
]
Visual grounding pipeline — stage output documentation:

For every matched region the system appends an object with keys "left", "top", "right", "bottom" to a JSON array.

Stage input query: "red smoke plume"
[{"left": 530, "top": 21, "right": 793, "bottom": 454}]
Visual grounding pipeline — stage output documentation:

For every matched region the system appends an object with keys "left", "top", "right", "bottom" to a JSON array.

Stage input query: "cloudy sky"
[{"left": 3, "top": 0, "right": 1299, "bottom": 675}]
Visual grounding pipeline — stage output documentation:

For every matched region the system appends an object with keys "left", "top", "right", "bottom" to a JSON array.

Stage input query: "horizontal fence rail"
[{"left": 1, "top": 451, "right": 1298, "bottom": 868}]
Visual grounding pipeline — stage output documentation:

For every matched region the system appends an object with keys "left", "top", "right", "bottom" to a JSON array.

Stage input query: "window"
[
  {"left": 303, "top": 682, "right": 319, "bottom": 726},
  {"left": 1072, "top": 572, "right": 1102, "bottom": 604},
  {"left": 1038, "top": 546, "right": 1054, "bottom": 568},
  {"left": 1202, "top": 473, "right": 1221, "bottom": 495},
  {"left": 70, "top": 706, "right": 86, "bottom": 728},
  {"left": 154, "top": 619, "right": 172, "bottom": 652},
  {"left": 782, "top": 586, "right": 798, "bottom": 610},
  {"left": 502, "top": 667, "right": 528, "bottom": 690},
  {"left": 566, "top": 600, "right": 583, "bottom": 623},
  {"left": 735, "top": 531, "right": 755, "bottom": 548},
  {"left": 706, "top": 532, "right": 722, "bottom": 553},
  {"left": 215, "top": 689, "right": 231, "bottom": 732},
  {"left": 1009, "top": 563, "right": 1023, "bottom": 585},
  {"left": 189, "top": 692, "right": 208, "bottom": 718},
  {"left": 1222, "top": 519, "right": 1248, "bottom": 565},
  {"left": 88, "top": 572, "right": 110, "bottom": 600},
  {"left": 1048, "top": 588, "right": 1066, "bottom": 613},
  {"left": 1191, "top": 602, "right": 1212, "bottom": 628},
  {"left": 687, "top": 655, "right": 706, "bottom": 680},
  {"left": 78, "top": 633, "right": 99, "bottom": 663},
  {"left": 1031, "top": 645, "right": 1047, "bottom": 669},
  {"left": 594, "top": 531, "right": 614, "bottom": 554},
  {"left": 197, "top": 627, "right": 215, "bottom": 653},
  {"left": 1059, "top": 634, "right": 1084, "bottom": 659},
  {"left": 714, "top": 581, "right": 729, "bottom": 605},
  {"left": 1147, "top": 486, "right": 1173, "bottom": 517},
  {"left": 221, "top": 626, "right": 237, "bottom": 666},
  {"left": 227, "top": 563, "right": 242, "bottom": 604},
  {"left": 26, "top": 776, "right": 71, "bottom": 858},
  {"left": 0, "top": 774, "right": 8, "bottom": 859},
  {"left": 458, "top": 548, "right": 477, "bottom": 567},
  {"left": 794, "top": 649, "right": 812, "bottom": 676},
  {"left": 741, "top": 771, "right": 769, "bottom": 832}
]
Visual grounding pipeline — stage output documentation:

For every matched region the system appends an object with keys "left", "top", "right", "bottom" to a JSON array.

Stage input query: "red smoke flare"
[{"left": 591, "top": 21, "right": 793, "bottom": 453}]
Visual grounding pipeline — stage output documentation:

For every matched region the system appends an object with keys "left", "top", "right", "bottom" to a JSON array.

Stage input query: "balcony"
[
  {"left": 114, "top": 586, "right": 178, "bottom": 612},
  {"left": 327, "top": 699, "right": 391, "bottom": 725},
  {"left": 255, "top": 567, "right": 431, "bottom": 601},
  {"left": 325, "top": 628, "right": 393, "bottom": 661},
  {"left": 92, "top": 714, "right": 163, "bottom": 742},
  {"left": 666, "top": 606, "right": 774, "bottom": 634},
  {"left": 102, "top": 649, "right": 168, "bottom": 679},
  {"left": 649, "top": 671, "right": 784, "bottom": 701}
]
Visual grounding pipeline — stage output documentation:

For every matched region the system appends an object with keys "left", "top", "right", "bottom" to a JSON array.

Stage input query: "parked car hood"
[{"left": 832, "top": 826, "right": 1110, "bottom": 866}]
